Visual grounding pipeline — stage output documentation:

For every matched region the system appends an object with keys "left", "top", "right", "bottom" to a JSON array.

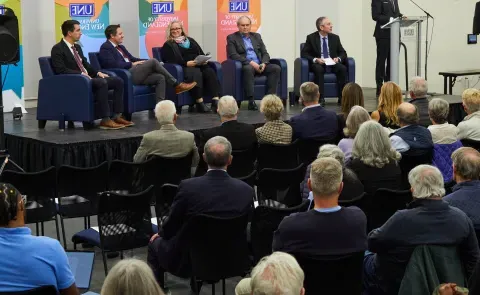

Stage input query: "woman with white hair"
[
  {"left": 347, "top": 120, "right": 404, "bottom": 195},
  {"left": 256, "top": 94, "right": 292, "bottom": 144},
  {"left": 427, "top": 98, "right": 459, "bottom": 144},
  {"left": 101, "top": 259, "right": 165, "bottom": 295},
  {"left": 338, "top": 106, "right": 371, "bottom": 163}
]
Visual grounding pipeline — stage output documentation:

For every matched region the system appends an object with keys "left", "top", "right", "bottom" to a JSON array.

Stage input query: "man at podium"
[{"left": 372, "top": 0, "right": 403, "bottom": 96}]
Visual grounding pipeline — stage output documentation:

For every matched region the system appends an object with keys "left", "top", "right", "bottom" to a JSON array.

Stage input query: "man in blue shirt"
[
  {"left": 226, "top": 16, "right": 281, "bottom": 111},
  {"left": 0, "top": 183, "right": 78, "bottom": 295}
]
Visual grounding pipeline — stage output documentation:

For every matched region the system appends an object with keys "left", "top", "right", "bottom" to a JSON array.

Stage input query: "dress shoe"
[
  {"left": 114, "top": 116, "right": 135, "bottom": 126},
  {"left": 248, "top": 101, "right": 258, "bottom": 111},
  {"left": 99, "top": 119, "right": 125, "bottom": 130},
  {"left": 211, "top": 100, "right": 218, "bottom": 113},
  {"left": 188, "top": 104, "right": 195, "bottom": 113},
  {"left": 196, "top": 102, "right": 210, "bottom": 113},
  {"left": 174, "top": 82, "right": 197, "bottom": 94},
  {"left": 67, "top": 121, "right": 75, "bottom": 129}
]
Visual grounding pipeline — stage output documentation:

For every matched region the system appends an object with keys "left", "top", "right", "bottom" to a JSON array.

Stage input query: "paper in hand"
[
  {"left": 194, "top": 54, "right": 212, "bottom": 64},
  {"left": 323, "top": 58, "right": 336, "bottom": 66}
]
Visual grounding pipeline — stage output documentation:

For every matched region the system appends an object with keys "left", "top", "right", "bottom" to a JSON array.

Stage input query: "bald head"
[
  {"left": 203, "top": 136, "right": 233, "bottom": 170},
  {"left": 397, "top": 102, "right": 419, "bottom": 126}
]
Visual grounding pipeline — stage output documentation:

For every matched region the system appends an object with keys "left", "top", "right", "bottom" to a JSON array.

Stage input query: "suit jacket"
[
  {"left": 226, "top": 31, "right": 270, "bottom": 65},
  {"left": 301, "top": 32, "right": 348, "bottom": 66},
  {"left": 98, "top": 40, "right": 141, "bottom": 70},
  {"left": 199, "top": 120, "right": 257, "bottom": 152},
  {"left": 51, "top": 39, "right": 98, "bottom": 77},
  {"left": 161, "top": 37, "right": 204, "bottom": 67},
  {"left": 372, "top": 0, "right": 402, "bottom": 39},
  {"left": 133, "top": 124, "right": 199, "bottom": 167},
  {"left": 289, "top": 105, "right": 339, "bottom": 141}
]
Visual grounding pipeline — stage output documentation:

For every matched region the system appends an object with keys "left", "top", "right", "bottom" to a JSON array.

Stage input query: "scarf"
[{"left": 174, "top": 36, "right": 190, "bottom": 49}]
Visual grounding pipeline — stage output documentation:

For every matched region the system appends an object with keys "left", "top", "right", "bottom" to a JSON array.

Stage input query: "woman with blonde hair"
[
  {"left": 371, "top": 81, "right": 403, "bottom": 129},
  {"left": 256, "top": 94, "right": 292, "bottom": 144},
  {"left": 101, "top": 259, "right": 165, "bottom": 295},
  {"left": 338, "top": 105, "right": 371, "bottom": 162},
  {"left": 161, "top": 20, "right": 220, "bottom": 113}
]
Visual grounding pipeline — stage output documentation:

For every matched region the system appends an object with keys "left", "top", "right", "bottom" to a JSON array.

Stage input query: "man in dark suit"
[
  {"left": 301, "top": 17, "right": 348, "bottom": 106},
  {"left": 372, "top": 0, "right": 403, "bottom": 96},
  {"left": 51, "top": 20, "right": 131, "bottom": 130},
  {"left": 98, "top": 24, "right": 195, "bottom": 103},
  {"left": 147, "top": 136, "right": 254, "bottom": 292},
  {"left": 290, "top": 82, "right": 339, "bottom": 141},
  {"left": 226, "top": 16, "right": 281, "bottom": 111}
]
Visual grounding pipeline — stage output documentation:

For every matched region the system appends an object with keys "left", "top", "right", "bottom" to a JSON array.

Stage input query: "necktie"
[
  {"left": 116, "top": 46, "right": 130, "bottom": 62},
  {"left": 322, "top": 37, "right": 329, "bottom": 59},
  {"left": 71, "top": 46, "right": 87, "bottom": 74}
]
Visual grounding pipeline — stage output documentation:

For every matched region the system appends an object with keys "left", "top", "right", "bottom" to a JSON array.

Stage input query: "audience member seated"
[
  {"left": 162, "top": 20, "right": 220, "bottom": 113},
  {"left": 101, "top": 259, "right": 165, "bottom": 295},
  {"left": 428, "top": 98, "right": 459, "bottom": 144},
  {"left": 227, "top": 16, "right": 281, "bottom": 111},
  {"left": 133, "top": 100, "right": 199, "bottom": 166},
  {"left": 235, "top": 252, "right": 305, "bottom": 295},
  {"left": 99, "top": 24, "right": 195, "bottom": 104},
  {"left": 0, "top": 183, "right": 78, "bottom": 295},
  {"left": 435, "top": 284, "right": 468, "bottom": 295},
  {"left": 347, "top": 120, "right": 403, "bottom": 195},
  {"left": 444, "top": 147, "right": 480, "bottom": 229},
  {"left": 338, "top": 105, "right": 371, "bottom": 162},
  {"left": 390, "top": 102, "right": 434, "bottom": 155},
  {"left": 199, "top": 95, "right": 257, "bottom": 151},
  {"left": 363, "top": 165, "right": 480, "bottom": 295},
  {"left": 52, "top": 20, "right": 131, "bottom": 130},
  {"left": 301, "top": 16, "right": 348, "bottom": 106},
  {"left": 147, "top": 136, "right": 254, "bottom": 292},
  {"left": 338, "top": 82, "right": 365, "bottom": 133},
  {"left": 300, "top": 144, "right": 363, "bottom": 202},
  {"left": 290, "top": 82, "right": 338, "bottom": 141},
  {"left": 458, "top": 88, "right": 480, "bottom": 141},
  {"left": 371, "top": 81, "right": 402, "bottom": 130},
  {"left": 256, "top": 94, "right": 292, "bottom": 145},
  {"left": 408, "top": 76, "right": 430, "bottom": 127},
  {"left": 277, "top": 157, "right": 366, "bottom": 257}
]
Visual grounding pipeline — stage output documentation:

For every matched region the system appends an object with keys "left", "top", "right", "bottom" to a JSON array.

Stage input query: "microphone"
[{"left": 409, "top": 0, "right": 434, "bottom": 19}]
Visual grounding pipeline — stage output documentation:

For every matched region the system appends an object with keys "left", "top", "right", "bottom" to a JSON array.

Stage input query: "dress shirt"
[
  {"left": 307, "top": 192, "right": 342, "bottom": 213},
  {"left": 301, "top": 103, "right": 322, "bottom": 112},
  {"left": 313, "top": 33, "right": 341, "bottom": 64},
  {"left": 390, "top": 126, "right": 410, "bottom": 152},
  {"left": 207, "top": 168, "right": 227, "bottom": 172},
  {"left": 241, "top": 34, "right": 260, "bottom": 64},
  {"left": 110, "top": 40, "right": 130, "bottom": 62},
  {"left": 63, "top": 39, "right": 75, "bottom": 56}
]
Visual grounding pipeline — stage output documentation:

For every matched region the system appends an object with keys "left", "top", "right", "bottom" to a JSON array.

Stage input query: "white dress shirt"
[
  {"left": 312, "top": 32, "right": 341, "bottom": 64},
  {"left": 390, "top": 126, "right": 410, "bottom": 153},
  {"left": 63, "top": 39, "right": 87, "bottom": 74},
  {"left": 110, "top": 40, "right": 130, "bottom": 62}
]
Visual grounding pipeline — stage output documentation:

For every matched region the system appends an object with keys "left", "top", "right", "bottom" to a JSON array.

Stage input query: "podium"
[{"left": 381, "top": 17, "right": 424, "bottom": 85}]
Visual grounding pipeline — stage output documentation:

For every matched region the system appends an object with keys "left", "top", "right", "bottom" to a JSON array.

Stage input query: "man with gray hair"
[
  {"left": 444, "top": 147, "right": 480, "bottom": 229},
  {"left": 408, "top": 76, "right": 430, "bottom": 127},
  {"left": 363, "top": 164, "right": 479, "bottom": 295},
  {"left": 272, "top": 157, "right": 367, "bottom": 261},
  {"left": 134, "top": 100, "right": 199, "bottom": 166},
  {"left": 148, "top": 136, "right": 254, "bottom": 292}
]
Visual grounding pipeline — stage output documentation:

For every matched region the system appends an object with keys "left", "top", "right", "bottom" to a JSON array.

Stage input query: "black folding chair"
[
  {"left": 338, "top": 192, "right": 369, "bottom": 214},
  {"left": 1, "top": 167, "right": 60, "bottom": 239},
  {"left": 292, "top": 252, "right": 364, "bottom": 295},
  {"left": 228, "top": 147, "right": 258, "bottom": 178},
  {"left": 257, "top": 139, "right": 299, "bottom": 171},
  {"left": 236, "top": 170, "right": 256, "bottom": 188},
  {"left": 298, "top": 138, "right": 336, "bottom": 166},
  {"left": 108, "top": 158, "right": 152, "bottom": 193},
  {"left": 57, "top": 162, "right": 109, "bottom": 249},
  {"left": 461, "top": 139, "right": 480, "bottom": 152},
  {"left": 155, "top": 184, "right": 178, "bottom": 228},
  {"left": 250, "top": 199, "right": 310, "bottom": 263},
  {"left": 399, "top": 149, "right": 433, "bottom": 184},
  {"left": 369, "top": 189, "right": 413, "bottom": 231},
  {"left": 0, "top": 285, "right": 57, "bottom": 295},
  {"left": 72, "top": 185, "right": 155, "bottom": 275},
  {"left": 257, "top": 163, "right": 306, "bottom": 207}
]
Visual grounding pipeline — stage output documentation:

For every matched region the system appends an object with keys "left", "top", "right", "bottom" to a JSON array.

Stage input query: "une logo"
[
  {"left": 151, "top": 2, "right": 174, "bottom": 15},
  {"left": 69, "top": 3, "right": 95, "bottom": 17},
  {"left": 229, "top": 0, "right": 249, "bottom": 13},
  {"left": 0, "top": 5, "right": 4, "bottom": 15}
]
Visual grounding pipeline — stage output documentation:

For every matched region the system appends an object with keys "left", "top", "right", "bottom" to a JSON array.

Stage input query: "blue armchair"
[
  {"left": 151, "top": 47, "right": 223, "bottom": 112},
  {"left": 221, "top": 58, "right": 288, "bottom": 103},
  {"left": 37, "top": 57, "right": 116, "bottom": 130},
  {"left": 88, "top": 52, "right": 156, "bottom": 121},
  {"left": 293, "top": 43, "right": 355, "bottom": 101}
]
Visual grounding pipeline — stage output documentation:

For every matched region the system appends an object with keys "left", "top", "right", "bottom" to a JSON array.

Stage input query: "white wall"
[{"left": 110, "top": 0, "right": 139, "bottom": 56}]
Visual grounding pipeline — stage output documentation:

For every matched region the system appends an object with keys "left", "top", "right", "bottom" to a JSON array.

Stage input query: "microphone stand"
[{"left": 410, "top": 0, "right": 434, "bottom": 80}]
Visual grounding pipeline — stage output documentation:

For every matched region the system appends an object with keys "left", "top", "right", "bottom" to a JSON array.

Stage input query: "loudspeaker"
[
  {"left": 474, "top": 1, "right": 480, "bottom": 35},
  {"left": 0, "top": 7, "right": 20, "bottom": 65}
]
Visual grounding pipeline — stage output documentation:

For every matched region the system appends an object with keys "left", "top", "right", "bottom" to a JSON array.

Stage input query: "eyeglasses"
[{"left": 170, "top": 27, "right": 182, "bottom": 31}]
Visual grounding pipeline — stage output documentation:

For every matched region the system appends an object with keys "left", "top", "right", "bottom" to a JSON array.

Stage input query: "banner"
[
  {"left": 55, "top": 0, "right": 110, "bottom": 61},
  {"left": 217, "top": 0, "right": 261, "bottom": 62},
  {"left": 139, "top": 0, "right": 188, "bottom": 59},
  {"left": 0, "top": 0, "right": 24, "bottom": 112}
]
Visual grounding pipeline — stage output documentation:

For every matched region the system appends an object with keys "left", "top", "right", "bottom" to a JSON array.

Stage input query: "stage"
[{"left": 5, "top": 88, "right": 466, "bottom": 172}]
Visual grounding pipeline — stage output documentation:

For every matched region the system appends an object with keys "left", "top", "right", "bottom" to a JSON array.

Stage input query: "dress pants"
[
  {"left": 375, "top": 37, "right": 391, "bottom": 88},
  {"left": 91, "top": 76, "right": 124, "bottom": 118},
  {"left": 309, "top": 62, "right": 347, "bottom": 103},
  {"left": 241, "top": 63, "right": 281, "bottom": 101},
  {"left": 183, "top": 65, "right": 220, "bottom": 100},
  {"left": 129, "top": 59, "right": 177, "bottom": 102}
]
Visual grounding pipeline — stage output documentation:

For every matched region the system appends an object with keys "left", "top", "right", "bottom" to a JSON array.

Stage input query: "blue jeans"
[{"left": 363, "top": 253, "right": 384, "bottom": 295}]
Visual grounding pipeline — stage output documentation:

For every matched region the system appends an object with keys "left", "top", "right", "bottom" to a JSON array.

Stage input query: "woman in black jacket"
[{"left": 161, "top": 21, "right": 220, "bottom": 113}]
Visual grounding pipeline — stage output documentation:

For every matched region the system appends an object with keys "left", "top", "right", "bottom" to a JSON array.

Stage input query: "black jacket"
[
  {"left": 301, "top": 32, "right": 348, "bottom": 66},
  {"left": 51, "top": 39, "right": 98, "bottom": 78},
  {"left": 161, "top": 37, "right": 205, "bottom": 67},
  {"left": 199, "top": 120, "right": 257, "bottom": 152},
  {"left": 226, "top": 31, "right": 270, "bottom": 65},
  {"left": 290, "top": 105, "right": 339, "bottom": 141},
  {"left": 371, "top": 0, "right": 402, "bottom": 39},
  {"left": 409, "top": 97, "right": 430, "bottom": 127}
]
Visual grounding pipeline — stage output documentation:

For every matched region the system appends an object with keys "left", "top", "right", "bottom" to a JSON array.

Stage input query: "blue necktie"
[{"left": 322, "top": 37, "right": 329, "bottom": 59}]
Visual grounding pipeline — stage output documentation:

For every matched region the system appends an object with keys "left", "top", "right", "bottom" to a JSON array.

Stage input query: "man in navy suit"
[
  {"left": 290, "top": 82, "right": 339, "bottom": 141},
  {"left": 98, "top": 24, "right": 196, "bottom": 103},
  {"left": 147, "top": 136, "right": 254, "bottom": 292}
]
